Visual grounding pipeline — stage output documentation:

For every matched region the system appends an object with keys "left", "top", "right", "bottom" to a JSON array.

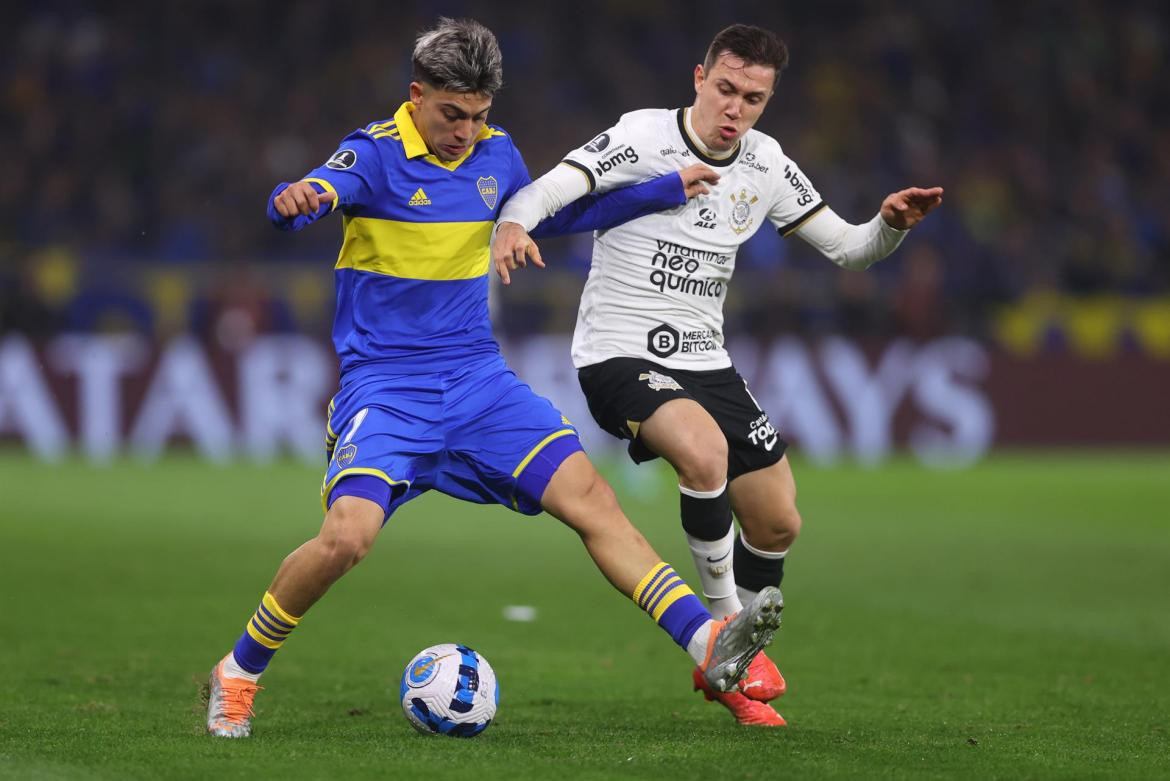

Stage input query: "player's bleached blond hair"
[{"left": 412, "top": 17, "right": 503, "bottom": 96}]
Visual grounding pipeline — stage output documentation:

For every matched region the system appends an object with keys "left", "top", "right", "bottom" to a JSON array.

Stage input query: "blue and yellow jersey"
[{"left": 269, "top": 101, "right": 684, "bottom": 377}]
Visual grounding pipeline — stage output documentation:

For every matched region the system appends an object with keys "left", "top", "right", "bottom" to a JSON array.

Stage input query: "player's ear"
[
  {"left": 693, "top": 64, "right": 705, "bottom": 94},
  {"left": 409, "top": 81, "right": 425, "bottom": 107}
]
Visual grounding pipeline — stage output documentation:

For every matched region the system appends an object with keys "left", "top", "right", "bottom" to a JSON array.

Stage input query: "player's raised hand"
[
  {"left": 274, "top": 181, "right": 336, "bottom": 218},
  {"left": 678, "top": 164, "right": 720, "bottom": 198},
  {"left": 880, "top": 186, "right": 944, "bottom": 230},
  {"left": 491, "top": 221, "right": 544, "bottom": 286}
]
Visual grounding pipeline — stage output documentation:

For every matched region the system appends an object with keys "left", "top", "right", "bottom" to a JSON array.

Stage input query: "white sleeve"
[
  {"left": 496, "top": 163, "right": 592, "bottom": 232},
  {"left": 561, "top": 116, "right": 656, "bottom": 194},
  {"left": 793, "top": 207, "right": 907, "bottom": 270}
]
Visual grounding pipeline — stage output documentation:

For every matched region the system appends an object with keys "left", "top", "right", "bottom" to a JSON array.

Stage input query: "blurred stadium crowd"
[{"left": 2, "top": 1, "right": 1168, "bottom": 357}]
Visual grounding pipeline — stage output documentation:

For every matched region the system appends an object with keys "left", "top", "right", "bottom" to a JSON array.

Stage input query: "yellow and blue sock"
[
  {"left": 632, "top": 562, "right": 711, "bottom": 653},
  {"left": 230, "top": 591, "right": 302, "bottom": 675}
]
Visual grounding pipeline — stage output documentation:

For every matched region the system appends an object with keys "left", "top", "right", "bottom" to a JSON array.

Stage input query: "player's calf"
[{"left": 734, "top": 531, "right": 793, "bottom": 606}]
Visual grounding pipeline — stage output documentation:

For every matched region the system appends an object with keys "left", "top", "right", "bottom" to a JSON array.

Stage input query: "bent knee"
[
  {"left": 575, "top": 469, "right": 620, "bottom": 515},
  {"left": 673, "top": 436, "right": 729, "bottom": 492},
  {"left": 320, "top": 499, "right": 380, "bottom": 570},
  {"left": 746, "top": 505, "right": 802, "bottom": 552}
]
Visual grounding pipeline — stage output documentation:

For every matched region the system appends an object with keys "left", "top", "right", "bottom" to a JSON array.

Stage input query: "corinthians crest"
[
  {"left": 477, "top": 176, "right": 499, "bottom": 210},
  {"left": 729, "top": 188, "right": 759, "bottom": 235},
  {"left": 638, "top": 371, "right": 683, "bottom": 391}
]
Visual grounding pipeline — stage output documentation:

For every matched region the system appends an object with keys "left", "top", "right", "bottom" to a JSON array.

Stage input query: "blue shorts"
[{"left": 321, "top": 355, "right": 583, "bottom": 520}]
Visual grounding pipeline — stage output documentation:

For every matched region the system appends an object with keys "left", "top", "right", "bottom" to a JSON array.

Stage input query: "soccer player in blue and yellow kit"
[{"left": 205, "top": 18, "right": 782, "bottom": 738}]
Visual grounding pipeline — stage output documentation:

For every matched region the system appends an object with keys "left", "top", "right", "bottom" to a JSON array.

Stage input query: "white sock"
[
  {"left": 222, "top": 653, "right": 261, "bottom": 682},
  {"left": 736, "top": 585, "right": 759, "bottom": 608},
  {"left": 685, "top": 619, "right": 715, "bottom": 665},
  {"left": 685, "top": 525, "right": 742, "bottom": 620}
]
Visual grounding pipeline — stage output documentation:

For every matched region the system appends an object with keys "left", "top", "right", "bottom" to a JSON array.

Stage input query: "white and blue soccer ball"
[{"left": 399, "top": 643, "right": 498, "bottom": 737}]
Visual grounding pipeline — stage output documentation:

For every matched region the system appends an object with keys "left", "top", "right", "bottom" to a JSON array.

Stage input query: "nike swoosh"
[
  {"left": 705, "top": 551, "right": 730, "bottom": 563},
  {"left": 412, "top": 653, "right": 454, "bottom": 678}
]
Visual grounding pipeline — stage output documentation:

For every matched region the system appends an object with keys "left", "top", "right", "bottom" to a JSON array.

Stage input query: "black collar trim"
[{"left": 676, "top": 108, "right": 741, "bottom": 167}]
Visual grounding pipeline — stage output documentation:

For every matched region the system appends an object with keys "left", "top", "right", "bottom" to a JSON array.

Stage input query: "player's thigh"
[
  {"left": 698, "top": 367, "right": 787, "bottom": 482},
  {"left": 638, "top": 397, "right": 728, "bottom": 477},
  {"left": 443, "top": 359, "right": 583, "bottom": 515},
  {"left": 322, "top": 398, "right": 438, "bottom": 523},
  {"left": 728, "top": 456, "right": 802, "bottom": 549},
  {"left": 539, "top": 450, "right": 621, "bottom": 528},
  {"left": 578, "top": 358, "right": 724, "bottom": 476}
]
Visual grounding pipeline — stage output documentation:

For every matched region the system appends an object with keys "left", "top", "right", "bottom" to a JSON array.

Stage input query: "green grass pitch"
[{"left": 1, "top": 451, "right": 1167, "bottom": 779}]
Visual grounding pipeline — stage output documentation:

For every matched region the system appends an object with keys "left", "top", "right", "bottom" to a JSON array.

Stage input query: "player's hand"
[
  {"left": 491, "top": 221, "right": 544, "bottom": 286},
  {"left": 880, "top": 186, "right": 943, "bottom": 230},
  {"left": 678, "top": 164, "right": 720, "bottom": 198},
  {"left": 273, "top": 181, "right": 336, "bottom": 218}
]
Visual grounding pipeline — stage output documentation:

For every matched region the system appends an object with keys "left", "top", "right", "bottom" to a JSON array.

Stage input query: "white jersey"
[{"left": 564, "top": 107, "right": 827, "bottom": 370}]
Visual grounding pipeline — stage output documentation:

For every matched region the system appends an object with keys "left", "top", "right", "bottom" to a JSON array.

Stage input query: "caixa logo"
[
  {"left": 594, "top": 147, "right": 639, "bottom": 178},
  {"left": 647, "top": 323, "right": 680, "bottom": 358}
]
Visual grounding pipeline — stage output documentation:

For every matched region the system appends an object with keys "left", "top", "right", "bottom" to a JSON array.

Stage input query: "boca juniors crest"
[
  {"left": 477, "top": 176, "right": 499, "bottom": 210},
  {"left": 729, "top": 188, "right": 759, "bottom": 235},
  {"left": 335, "top": 443, "right": 358, "bottom": 467}
]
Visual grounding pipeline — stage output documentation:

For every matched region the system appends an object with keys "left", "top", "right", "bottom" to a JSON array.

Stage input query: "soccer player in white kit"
[{"left": 492, "top": 24, "right": 942, "bottom": 726}]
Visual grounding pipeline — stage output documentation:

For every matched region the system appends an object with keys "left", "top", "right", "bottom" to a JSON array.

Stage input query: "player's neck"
[{"left": 683, "top": 108, "right": 738, "bottom": 161}]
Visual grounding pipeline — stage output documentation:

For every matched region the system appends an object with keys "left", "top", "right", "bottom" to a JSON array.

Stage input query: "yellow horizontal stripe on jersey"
[{"left": 336, "top": 217, "right": 493, "bottom": 280}]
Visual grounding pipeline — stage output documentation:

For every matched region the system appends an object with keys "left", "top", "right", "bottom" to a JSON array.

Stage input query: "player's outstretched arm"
[
  {"left": 880, "top": 186, "right": 944, "bottom": 230},
  {"left": 267, "top": 181, "right": 337, "bottom": 232},
  {"left": 268, "top": 131, "right": 382, "bottom": 233},
  {"left": 274, "top": 182, "right": 336, "bottom": 219},
  {"left": 794, "top": 185, "right": 943, "bottom": 271},
  {"left": 531, "top": 163, "right": 719, "bottom": 239}
]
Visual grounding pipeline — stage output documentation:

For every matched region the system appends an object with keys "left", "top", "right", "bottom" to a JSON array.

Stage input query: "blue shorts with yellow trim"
[{"left": 322, "top": 354, "right": 582, "bottom": 519}]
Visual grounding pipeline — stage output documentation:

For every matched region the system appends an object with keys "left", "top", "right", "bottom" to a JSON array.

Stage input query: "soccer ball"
[{"left": 399, "top": 643, "right": 498, "bottom": 737}]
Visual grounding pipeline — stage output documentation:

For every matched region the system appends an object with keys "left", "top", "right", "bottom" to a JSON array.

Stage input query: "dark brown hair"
[{"left": 703, "top": 24, "right": 789, "bottom": 87}]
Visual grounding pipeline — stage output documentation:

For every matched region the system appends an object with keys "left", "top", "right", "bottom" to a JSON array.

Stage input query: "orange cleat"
[
  {"left": 692, "top": 667, "right": 787, "bottom": 726},
  {"left": 737, "top": 652, "right": 786, "bottom": 702},
  {"left": 205, "top": 657, "right": 262, "bottom": 738}
]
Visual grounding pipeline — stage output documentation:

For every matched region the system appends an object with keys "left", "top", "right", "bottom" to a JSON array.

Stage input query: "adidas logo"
[{"left": 407, "top": 188, "right": 432, "bottom": 206}]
